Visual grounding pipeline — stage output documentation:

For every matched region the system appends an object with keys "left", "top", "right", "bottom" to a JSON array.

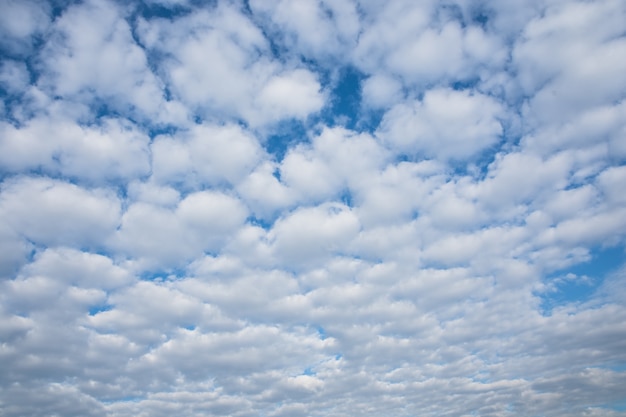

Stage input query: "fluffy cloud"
[
  {"left": 361, "top": 74, "right": 403, "bottom": 109},
  {"left": 113, "top": 190, "right": 248, "bottom": 269},
  {"left": 268, "top": 202, "right": 361, "bottom": 267},
  {"left": 0, "top": 176, "right": 121, "bottom": 248},
  {"left": 38, "top": 0, "right": 185, "bottom": 123},
  {"left": 255, "top": 69, "right": 325, "bottom": 122},
  {"left": 1, "top": 0, "right": 625, "bottom": 416},
  {"left": 0, "top": 116, "right": 151, "bottom": 182},
  {"left": 249, "top": 0, "right": 360, "bottom": 62},
  {"left": 352, "top": 1, "right": 507, "bottom": 88},
  {"left": 136, "top": 3, "right": 324, "bottom": 126},
  {"left": 377, "top": 88, "right": 504, "bottom": 160},
  {"left": 150, "top": 123, "right": 264, "bottom": 187},
  {"left": 279, "top": 126, "right": 388, "bottom": 204}
]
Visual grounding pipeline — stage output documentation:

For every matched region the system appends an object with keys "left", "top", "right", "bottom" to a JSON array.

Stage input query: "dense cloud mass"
[{"left": 1, "top": 0, "right": 625, "bottom": 416}]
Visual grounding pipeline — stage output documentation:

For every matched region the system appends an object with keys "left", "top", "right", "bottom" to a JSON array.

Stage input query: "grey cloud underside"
[{"left": 1, "top": 0, "right": 626, "bottom": 416}]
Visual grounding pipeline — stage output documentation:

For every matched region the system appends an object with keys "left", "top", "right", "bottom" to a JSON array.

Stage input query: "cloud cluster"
[{"left": 1, "top": 0, "right": 625, "bottom": 416}]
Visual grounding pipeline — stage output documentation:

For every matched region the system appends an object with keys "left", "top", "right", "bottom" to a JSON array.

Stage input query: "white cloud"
[
  {"left": 126, "top": 181, "right": 181, "bottom": 207},
  {"left": 353, "top": 2, "right": 507, "bottom": 87},
  {"left": 2, "top": 0, "right": 626, "bottom": 416},
  {"left": 138, "top": 4, "right": 324, "bottom": 126},
  {"left": 598, "top": 165, "right": 626, "bottom": 205},
  {"left": 279, "top": 126, "right": 389, "bottom": 205},
  {"left": 521, "top": 101, "right": 626, "bottom": 159},
  {"left": 352, "top": 160, "right": 446, "bottom": 227},
  {"left": 0, "top": 117, "right": 151, "bottom": 183},
  {"left": 0, "top": 220, "right": 31, "bottom": 279},
  {"left": 236, "top": 161, "right": 294, "bottom": 218},
  {"left": 361, "top": 74, "right": 403, "bottom": 109},
  {"left": 20, "top": 248, "right": 131, "bottom": 293},
  {"left": 150, "top": 123, "right": 265, "bottom": 187},
  {"left": 352, "top": 0, "right": 433, "bottom": 74},
  {"left": 377, "top": 88, "right": 504, "bottom": 160},
  {"left": 279, "top": 147, "right": 341, "bottom": 202},
  {"left": 39, "top": 0, "right": 186, "bottom": 123},
  {"left": 254, "top": 69, "right": 325, "bottom": 123},
  {"left": 113, "top": 190, "right": 248, "bottom": 268},
  {"left": 268, "top": 202, "right": 360, "bottom": 267},
  {"left": 386, "top": 22, "right": 467, "bottom": 82},
  {"left": 249, "top": 0, "right": 360, "bottom": 61},
  {"left": 0, "top": 177, "right": 121, "bottom": 248}
]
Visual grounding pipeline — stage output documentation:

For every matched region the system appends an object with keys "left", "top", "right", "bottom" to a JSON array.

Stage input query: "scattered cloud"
[{"left": 1, "top": 0, "right": 625, "bottom": 416}]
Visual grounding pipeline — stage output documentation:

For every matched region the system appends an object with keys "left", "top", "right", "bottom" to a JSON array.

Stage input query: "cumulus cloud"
[
  {"left": 377, "top": 88, "right": 504, "bottom": 160},
  {"left": 269, "top": 202, "right": 361, "bottom": 267},
  {"left": 150, "top": 123, "right": 264, "bottom": 187},
  {"left": 255, "top": 69, "right": 325, "bottom": 122},
  {"left": 361, "top": 74, "right": 403, "bottom": 109},
  {"left": 113, "top": 190, "right": 248, "bottom": 269},
  {"left": 0, "top": 116, "right": 151, "bottom": 182},
  {"left": 249, "top": 0, "right": 360, "bottom": 62},
  {"left": 353, "top": 1, "right": 507, "bottom": 89},
  {"left": 38, "top": 0, "right": 185, "bottom": 123},
  {"left": 1, "top": 0, "right": 626, "bottom": 416},
  {"left": 0, "top": 176, "right": 121, "bottom": 248},
  {"left": 136, "top": 3, "right": 324, "bottom": 126}
]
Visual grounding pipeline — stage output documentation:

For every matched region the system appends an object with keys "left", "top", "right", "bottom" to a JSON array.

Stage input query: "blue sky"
[{"left": 1, "top": 0, "right": 626, "bottom": 416}]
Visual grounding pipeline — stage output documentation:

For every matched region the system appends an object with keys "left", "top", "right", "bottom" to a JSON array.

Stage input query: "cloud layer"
[{"left": 1, "top": 0, "right": 625, "bottom": 416}]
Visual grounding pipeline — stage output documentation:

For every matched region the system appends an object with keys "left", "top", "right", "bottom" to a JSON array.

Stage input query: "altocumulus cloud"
[{"left": 1, "top": 0, "right": 626, "bottom": 416}]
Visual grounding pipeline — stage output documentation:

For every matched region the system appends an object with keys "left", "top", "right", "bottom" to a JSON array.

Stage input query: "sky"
[{"left": 0, "top": 0, "right": 625, "bottom": 416}]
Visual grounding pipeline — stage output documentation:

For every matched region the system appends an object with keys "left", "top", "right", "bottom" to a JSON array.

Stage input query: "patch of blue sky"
[
  {"left": 47, "top": 1, "right": 67, "bottom": 19},
  {"left": 145, "top": 123, "right": 180, "bottom": 140},
  {"left": 263, "top": 118, "right": 307, "bottom": 161},
  {"left": 135, "top": 1, "right": 195, "bottom": 20},
  {"left": 0, "top": 163, "right": 46, "bottom": 183},
  {"left": 90, "top": 98, "right": 124, "bottom": 119},
  {"left": 451, "top": 141, "right": 508, "bottom": 179},
  {"left": 471, "top": 10, "right": 491, "bottom": 28},
  {"left": 606, "top": 401, "right": 626, "bottom": 412},
  {"left": 450, "top": 78, "right": 482, "bottom": 91},
  {"left": 339, "top": 189, "right": 353, "bottom": 208},
  {"left": 321, "top": 66, "right": 364, "bottom": 130},
  {"left": 89, "top": 304, "right": 112, "bottom": 316},
  {"left": 540, "top": 245, "right": 625, "bottom": 314},
  {"left": 607, "top": 363, "right": 626, "bottom": 372},
  {"left": 316, "top": 325, "right": 327, "bottom": 340},
  {"left": 101, "top": 396, "right": 144, "bottom": 404},
  {"left": 247, "top": 215, "right": 274, "bottom": 230},
  {"left": 140, "top": 267, "right": 188, "bottom": 281}
]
